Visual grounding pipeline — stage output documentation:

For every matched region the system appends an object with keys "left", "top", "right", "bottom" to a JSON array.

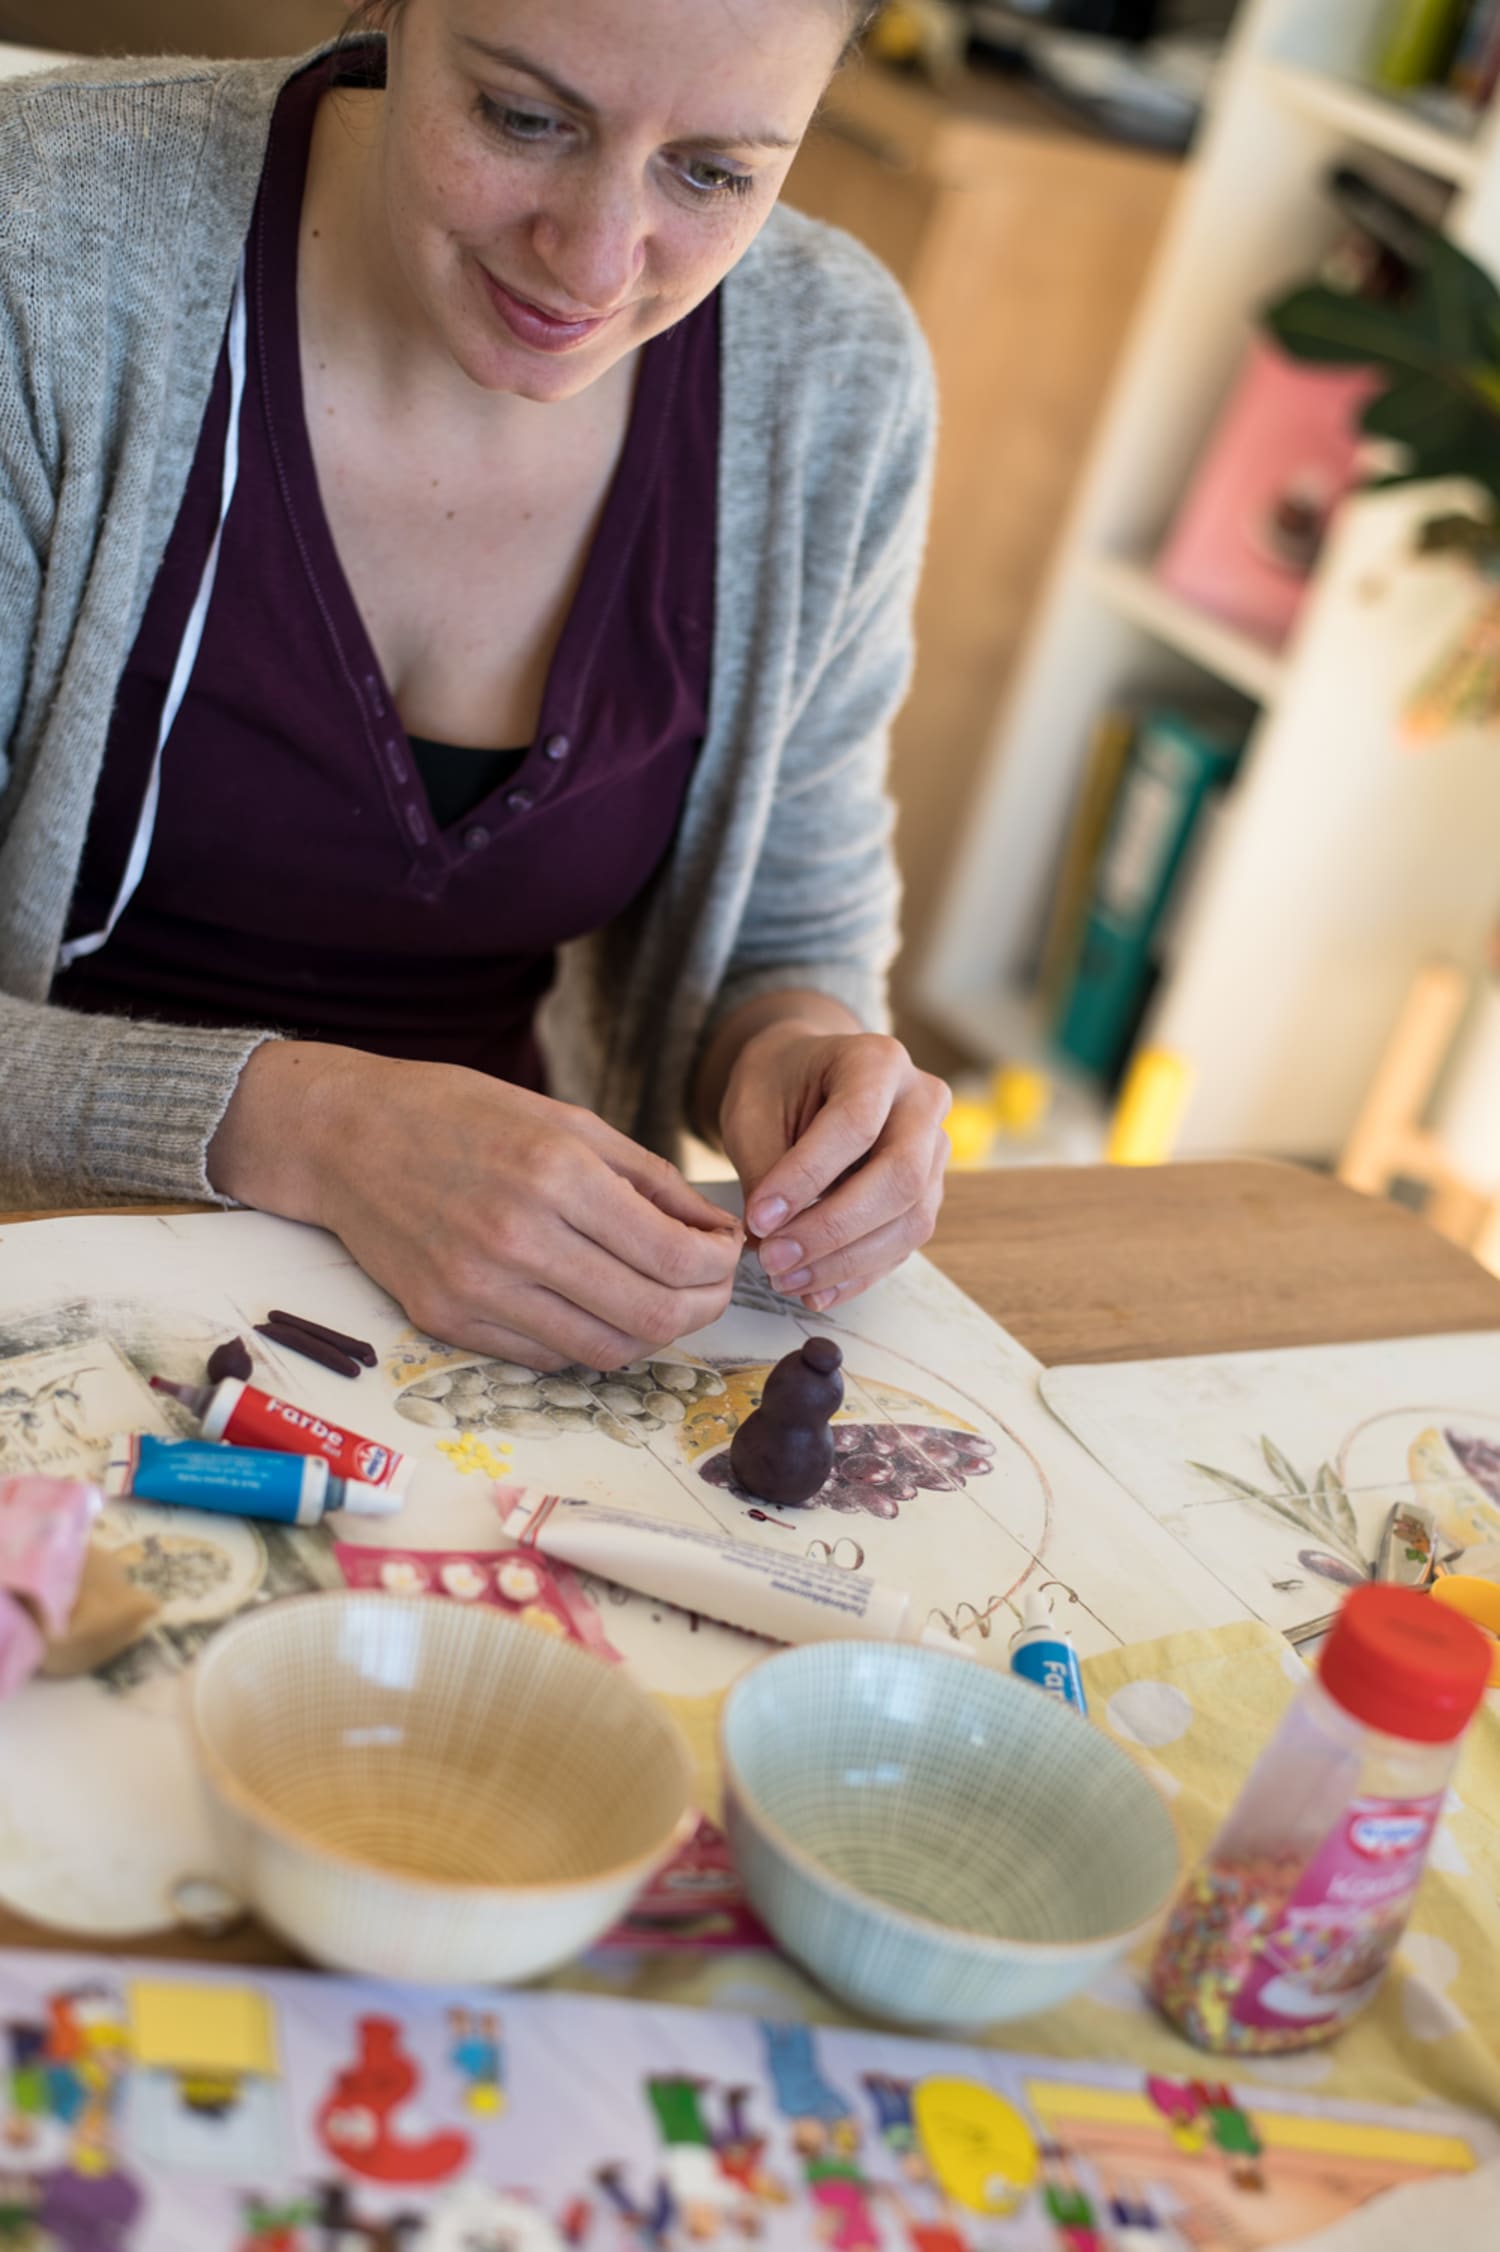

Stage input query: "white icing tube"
[{"left": 501, "top": 1491, "right": 969, "bottom": 1652}]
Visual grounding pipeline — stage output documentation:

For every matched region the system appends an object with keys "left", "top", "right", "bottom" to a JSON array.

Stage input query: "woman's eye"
[
  {"left": 481, "top": 99, "right": 560, "bottom": 144},
  {"left": 679, "top": 158, "right": 754, "bottom": 199}
]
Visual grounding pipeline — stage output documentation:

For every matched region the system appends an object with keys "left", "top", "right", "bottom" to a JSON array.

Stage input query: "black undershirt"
[{"left": 408, "top": 735, "right": 526, "bottom": 828}]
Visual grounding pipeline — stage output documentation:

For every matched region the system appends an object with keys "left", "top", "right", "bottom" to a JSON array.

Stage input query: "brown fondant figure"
[{"left": 729, "top": 1338, "right": 844, "bottom": 1505}]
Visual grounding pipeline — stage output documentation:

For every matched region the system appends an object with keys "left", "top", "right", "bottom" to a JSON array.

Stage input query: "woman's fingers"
[
  {"left": 756, "top": 1079, "right": 949, "bottom": 1285},
  {"left": 409, "top": 1210, "right": 739, "bottom": 1367},
  {"left": 310, "top": 1058, "right": 744, "bottom": 1363},
  {"left": 742, "top": 1045, "right": 904, "bottom": 1239},
  {"left": 437, "top": 1290, "right": 680, "bottom": 1376},
  {"left": 568, "top": 1106, "right": 744, "bottom": 1239},
  {"left": 719, "top": 1028, "right": 950, "bottom": 1312},
  {"left": 801, "top": 1273, "right": 884, "bottom": 1315},
  {"left": 770, "top": 1140, "right": 947, "bottom": 1302},
  {"left": 398, "top": 1249, "right": 737, "bottom": 1372},
  {"left": 521, "top": 1236, "right": 739, "bottom": 1360},
  {"left": 571, "top": 1161, "right": 745, "bottom": 1293}
]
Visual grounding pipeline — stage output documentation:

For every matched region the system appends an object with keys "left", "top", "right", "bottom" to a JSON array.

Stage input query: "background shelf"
[
  {"left": 1263, "top": 60, "right": 1485, "bottom": 187},
  {"left": 1088, "top": 556, "right": 1289, "bottom": 706},
  {"left": 916, "top": 0, "right": 1500, "bottom": 1163}
]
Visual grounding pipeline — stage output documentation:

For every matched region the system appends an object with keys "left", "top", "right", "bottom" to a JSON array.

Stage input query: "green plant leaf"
[
  {"left": 1416, "top": 235, "right": 1500, "bottom": 366},
  {"left": 1360, "top": 375, "right": 1475, "bottom": 451},
  {"left": 1263, "top": 284, "right": 1449, "bottom": 374},
  {"left": 1262, "top": 229, "right": 1500, "bottom": 507},
  {"left": 1365, "top": 411, "right": 1500, "bottom": 508}
]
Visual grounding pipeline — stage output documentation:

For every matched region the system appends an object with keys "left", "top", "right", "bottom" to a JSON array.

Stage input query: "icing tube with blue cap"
[
  {"left": 502, "top": 1490, "right": 970, "bottom": 1652},
  {"left": 105, "top": 1434, "right": 400, "bottom": 1526},
  {"left": 1009, "top": 1590, "right": 1088, "bottom": 1713}
]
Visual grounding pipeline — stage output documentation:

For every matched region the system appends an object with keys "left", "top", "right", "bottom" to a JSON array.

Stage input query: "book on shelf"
[
  {"left": 1375, "top": 0, "right": 1472, "bottom": 89},
  {"left": 1154, "top": 337, "right": 1378, "bottom": 651},
  {"left": 1033, "top": 705, "right": 1135, "bottom": 1015},
  {"left": 1451, "top": 0, "right": 1500, "bottom": 101},
  {"left": 1051, "top": 706, "right": 1244, "bottom": 1083}
]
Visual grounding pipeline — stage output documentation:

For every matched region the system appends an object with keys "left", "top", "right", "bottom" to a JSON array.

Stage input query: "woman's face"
[{"left": 373, "top": 0, "right": 848, "bottom": 400}]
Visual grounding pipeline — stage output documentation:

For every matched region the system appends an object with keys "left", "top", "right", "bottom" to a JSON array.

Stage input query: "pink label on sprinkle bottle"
[{"left": 1229, "top": 1792, "right": 1444, "bottom": 2036}]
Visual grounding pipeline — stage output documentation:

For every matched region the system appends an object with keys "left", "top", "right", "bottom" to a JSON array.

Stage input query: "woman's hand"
[
  {"left": 208, "top": 1043, "right": 743, "bottom": 1369},
  {"left": 715, "top": 1012, "right": 951, "bottom": 1314}
]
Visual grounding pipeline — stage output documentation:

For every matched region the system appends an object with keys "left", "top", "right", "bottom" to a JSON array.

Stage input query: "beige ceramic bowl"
[
  {"left": 722, "top": 1639, "right": 1181, "bottom": 2031},
  {"left": 184, "top": 1592, "right": 696, "bottom": 1983}
]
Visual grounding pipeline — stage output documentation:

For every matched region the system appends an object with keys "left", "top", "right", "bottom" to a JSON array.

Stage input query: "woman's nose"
[{"left": 532, "top": 166, "right": 648, "bottom": 315}]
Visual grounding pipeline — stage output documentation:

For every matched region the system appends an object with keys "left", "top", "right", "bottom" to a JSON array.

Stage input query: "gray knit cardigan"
[{"left": 0, "top": 47, "right": 934, "bottom": 1209}]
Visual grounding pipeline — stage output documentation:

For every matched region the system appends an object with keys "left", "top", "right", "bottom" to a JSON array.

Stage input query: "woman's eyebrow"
[{"left": 456, "top": 34, "right": 798, "bottom": 150}]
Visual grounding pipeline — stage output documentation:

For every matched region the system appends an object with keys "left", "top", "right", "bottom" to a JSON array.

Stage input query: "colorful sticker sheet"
[{"left": 0, "top": 1949, "right": 1492, "bottom": 2252}]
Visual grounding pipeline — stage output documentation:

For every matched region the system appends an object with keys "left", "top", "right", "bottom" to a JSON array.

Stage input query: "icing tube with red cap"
[{"left": 149, "top": 1375, "right": 411, "bottom": 1495}]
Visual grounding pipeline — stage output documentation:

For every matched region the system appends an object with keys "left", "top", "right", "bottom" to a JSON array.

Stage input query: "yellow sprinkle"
[{"left": 436, "top": 1435, "right": 513, "bottom": 1478}]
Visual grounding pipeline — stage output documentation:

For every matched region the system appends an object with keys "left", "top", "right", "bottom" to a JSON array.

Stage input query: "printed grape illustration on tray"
[
  {"left": 387, "top": 1337, "right": 996, "bottom": 1522},
  {"left": 379, "top": 1325, "right": 1052, "bottom": 1660},
  {"left": 699, "top": 1412, "right": 996, "bottom": 1519},
  {"left": 678, "top": 1362, "right": 998, "bottom": 1521}
]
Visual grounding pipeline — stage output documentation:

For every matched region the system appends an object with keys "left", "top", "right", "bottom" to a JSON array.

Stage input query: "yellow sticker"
[
  {"left": 913, "top": 2076, "right": 1038, "bottom": 2215},
  {"left": 127, "top": 1982, "right": 278, "bottom": 2078}
]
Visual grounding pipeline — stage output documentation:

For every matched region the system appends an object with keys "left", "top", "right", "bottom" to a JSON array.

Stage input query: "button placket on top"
[{"left": 253, "top": 42, "right": 696, "bottom": 890}]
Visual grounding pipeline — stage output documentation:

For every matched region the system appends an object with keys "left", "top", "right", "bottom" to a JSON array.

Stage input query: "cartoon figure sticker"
[
  {"left": 315, "top": 2018, "right": 468, "bottom": 2187},
  {"left": 911, "top": 2078, "right": 1038, "bottom": 2216}
]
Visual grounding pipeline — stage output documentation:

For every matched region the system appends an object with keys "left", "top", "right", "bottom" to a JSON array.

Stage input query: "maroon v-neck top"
[{"left": 55, "top": 48, "right": 718, "bottom": 1091}]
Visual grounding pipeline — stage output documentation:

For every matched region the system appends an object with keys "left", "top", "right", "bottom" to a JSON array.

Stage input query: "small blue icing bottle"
[{"left": 1009, "top": 1589, "right": 1088, "bottom": 1714}]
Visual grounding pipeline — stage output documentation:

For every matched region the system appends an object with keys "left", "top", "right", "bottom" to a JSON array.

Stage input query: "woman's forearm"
[
  {"left": 205, "top": 1039, "right": 361, "bottom": 1218},
  {"left": 0, "top": 993, "right": 279, "bottom": 1209}
]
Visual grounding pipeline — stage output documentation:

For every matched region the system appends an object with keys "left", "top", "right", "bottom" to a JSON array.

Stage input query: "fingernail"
[
  {"left": 807, "top": 1289, "right": 837, "bottom": 1313},
  {"left": 773, "top": 1268, "right": 812, "bottom": 1294},
  {"left": 749, "top": 1195, "right": 789, "bottom": 1235},
  {"left": 759, "top": 1238, "right": 804, "bottom": 1277}
]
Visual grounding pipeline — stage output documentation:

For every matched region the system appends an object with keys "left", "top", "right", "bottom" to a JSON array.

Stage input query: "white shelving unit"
[
  {"left": 917, "top": 0, "right": 1500, "bottom": 1160},
  {"left": 1087, "top": 555, "right": 1290, "bottom": 706}
]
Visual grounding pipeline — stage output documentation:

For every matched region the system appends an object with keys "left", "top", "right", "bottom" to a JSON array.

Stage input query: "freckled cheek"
[
  {"left": 400, "top": 138, "right": 523, "bottom": 255},
  {"left": 666, "top": 211, "right": 774, "bottom": 310},
  {"left": 660, "top": 207, "right": 772, "bottom": 307}
]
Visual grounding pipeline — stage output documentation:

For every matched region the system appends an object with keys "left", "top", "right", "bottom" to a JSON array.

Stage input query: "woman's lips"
[{"left": 479, "top": 267, "right": 613, "bottom": 352}]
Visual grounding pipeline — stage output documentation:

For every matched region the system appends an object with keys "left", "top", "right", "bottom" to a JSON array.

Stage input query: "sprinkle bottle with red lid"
[{"left": 1149, "top": 1585, "right": 1491, "bottom": 2053}]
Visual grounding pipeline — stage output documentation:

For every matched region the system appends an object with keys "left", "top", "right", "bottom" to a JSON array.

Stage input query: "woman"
[{"left": 0, "top": 0, "right": 948, "bottom": 1368}]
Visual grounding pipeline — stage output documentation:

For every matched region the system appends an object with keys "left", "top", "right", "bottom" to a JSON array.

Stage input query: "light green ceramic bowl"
[{"left": 721, "top": 1639, "right": 1180, "bottom": 2031}]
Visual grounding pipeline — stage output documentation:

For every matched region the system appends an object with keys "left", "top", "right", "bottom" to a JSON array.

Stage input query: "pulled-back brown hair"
[{"left": 347, "top": 0, "right": 883, "bottom": 60}]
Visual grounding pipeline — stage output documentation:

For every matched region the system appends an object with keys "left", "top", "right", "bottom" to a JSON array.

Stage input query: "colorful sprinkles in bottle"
[{"left": 1149, "top": 1587, "right": 1491, "bottom": 2053}]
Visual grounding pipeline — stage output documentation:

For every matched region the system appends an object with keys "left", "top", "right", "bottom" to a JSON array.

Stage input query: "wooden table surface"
[
  {"left": 5, "top": 1157, "right": 1500, "bottom": 1965},
  {"left": 929, "top": 1157, "right": 1500, "bottom": 1364}
]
